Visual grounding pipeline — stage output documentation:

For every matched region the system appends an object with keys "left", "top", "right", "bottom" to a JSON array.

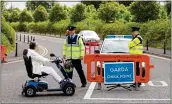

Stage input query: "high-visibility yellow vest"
[
  {"left": 128, "top": 35, "right": 143, "bottom": 54},
  {"left": 63, "top": 34, "right": 84, "bottom": 59}
]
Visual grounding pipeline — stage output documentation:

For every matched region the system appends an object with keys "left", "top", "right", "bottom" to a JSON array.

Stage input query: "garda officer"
[
  {"left": 128, "top": 27, "right": 144, "bottom": 88},
  {"left": 63, "top": 25, "right": 87, "bottom": 87}
]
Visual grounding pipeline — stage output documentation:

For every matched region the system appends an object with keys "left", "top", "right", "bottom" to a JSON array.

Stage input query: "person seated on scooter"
[{"left": 27, "top": 42, "right": 63, "bottom": 84}]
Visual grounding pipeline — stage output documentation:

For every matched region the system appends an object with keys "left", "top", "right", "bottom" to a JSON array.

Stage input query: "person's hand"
[
  {"left": 63, "top": 55, "right": 66, "bottom": 59},
  {"left": 50, "top": 60, "right": 54, "bottom": 63},
  {"left": 80, "top": 56, "right": 83, "bottom": 60}
]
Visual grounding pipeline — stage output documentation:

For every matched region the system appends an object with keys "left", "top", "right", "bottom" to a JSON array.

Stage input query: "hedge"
[
  {"left": 140, "top": 19, "right": 171, "bottom": 49},
  {"left": 10, "top": 18, "right": 171, "bottom": 50},
  {"left": 1, "top": 16, "right": 16, "bottom": 52}
]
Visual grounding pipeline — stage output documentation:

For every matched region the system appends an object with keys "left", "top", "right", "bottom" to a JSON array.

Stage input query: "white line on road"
[
  {"left": 2, "top": 60, "right": 24, "bottom": 64},
  {"left": 87, "top": 98, "right": 171, "bottom": 101},
  {"left": 145, "top": 54, "right": 170, "bottom": 61},
  {"left": 148, "top": 81, "right": 168, "bottom": 87},
  {"left": 84, "top": 82, "right": 170, "bottom": 101},
  {"left": 84, "top": 82, "right": 96, "bottom": 99},
  {"left": 3, "top": 45, "right": 48, "bottom": 64}
]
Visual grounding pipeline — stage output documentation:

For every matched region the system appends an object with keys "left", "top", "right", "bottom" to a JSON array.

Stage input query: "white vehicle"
[
  {"left": 79, "top": 30, "right": 100, "bottom": 44},
  {"left": 94, "top": 35, "right": 145, "bottom": 90},
  {"left": 96, "top": 35, "right": 132, "bottom": 68}
]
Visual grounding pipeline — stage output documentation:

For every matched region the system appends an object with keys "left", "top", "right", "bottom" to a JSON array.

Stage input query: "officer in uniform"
[
  {"left": 128, "top": 27, "right": 144, "bottom": 88},
  {"left": 63, "top": 25, "right": 87, "bottom": 87}
]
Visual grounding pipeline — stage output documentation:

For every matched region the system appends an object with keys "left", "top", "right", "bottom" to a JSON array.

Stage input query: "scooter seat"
[{"left": 32, "top": 72, "right": 48, "bottom": 78}]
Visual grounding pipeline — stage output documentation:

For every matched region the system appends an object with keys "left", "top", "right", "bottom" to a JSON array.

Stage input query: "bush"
[
  {"left": 28, "top": 22, "right": 36, "bottom": 33},
  {"left": 27, "top": 20, "right": 70, "bottom": 36},
  {"left": 18, "top": 22, "right": 29, "bottom": 32},
  {"left": 36, "top": 21, "right": 49, "bottom": 34},
  {"left": 1, "top": 33, "right": 15, "bottom": 53},
  {"left": 1, "top": 16, "right": 16, "bottom": 52},
  {"left": 2, "top": 10, "right": 11, "bottom": 22},
  {"left": 10, "top": 9, "right": 20, "bottom": 22},
  {"left": 140, "top": 19, "right": 171, "bottom": 49},
  {"left": 10, "top": 22, "right": 19, "bottom": 31},
  {"left": 51, "top": 19, "right": 70, "bottom": 35}
]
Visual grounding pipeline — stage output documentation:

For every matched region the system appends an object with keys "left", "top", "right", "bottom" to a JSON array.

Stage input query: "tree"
[
  {"left": 81, "top": 1, "right": 102, "bottom": 9},
  {"left": 2, "top": 10, "right": 11, "bottom": 22},
  {"left": 159, "top": 6, "right": 168, "bottom": 19},
  {"left": 129, "top": 1, "right": 161, "bottom": 22},
  {"left": 118, "top": 1, "right": 134, "bottom": 6},
  {"left": 33, "top": 5, "right": 48, "bottom": 22},
  {"left": 26, "top": 0, "right": 55, "bottom": 11},
  {"left": 97, "top": 2, "right": 132, "bottom": 23},
  {"left": 1, "top": 0, "right": 6, "bottom": 11},
  {"left": 49, "top": 3, "right": 67, "bottom": 22},
  {"left": 10, "top": 9, "right": 20, "bottom": 22},
  {"left": 165, "top": 1, "right": 171, "bottom": 16},
  {"left": 70, "top": 3, "right": 86, "bottom": 23},
  {"left": 85, "top": 5, "right": 98, "bottom": 19},
  {"left": 19, "top": 9, "right": 33, "bottom": 22}
]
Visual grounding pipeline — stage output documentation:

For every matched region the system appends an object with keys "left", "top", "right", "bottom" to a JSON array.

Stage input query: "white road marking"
[
  {"left": 4, "top": 45, "right": 48, "bottom": 64},
  {"left": 88, "top": 98, "right": 171, "bottom": 101},
  {"left": 145, "top": 54, "right": 170, "bottom": 61},
  {"left": 83, "top": 82, "right": 96, "bottom": 99},
  {"left": 140, "top": 83, "right": 145, "bottom": 86},
  {"left": 148, "top": 81, "right": 168, "bottom": 87},
  {"left": 38, "top": 45, "right": 48, "bottom": 56},
  {"left": 47, "top": 39, "right": 64, "bottom": 44},
  {"left": 3, "top": 60, "right": 24, "bottom": 64},
  {"left": 84, "top": 81, "right": 169, "bottom": 100}
]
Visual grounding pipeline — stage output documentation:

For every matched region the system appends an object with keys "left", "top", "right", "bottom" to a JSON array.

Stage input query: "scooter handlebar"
[{"left": 50, "top": 53, "right": 64, "bottom": 64}]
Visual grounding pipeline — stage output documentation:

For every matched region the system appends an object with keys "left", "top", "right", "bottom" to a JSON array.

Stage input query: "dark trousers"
[
  {"left": 68, "top": 59, "right": 87, "bottom": 85},
  {"left": 135, "top": 62, "right": 145, "bottom": 86},
  {"left": 136, "top": 62, "right": 140, "bottom": 76},
  {"left": 136, "top": 62, "right": 145, "bottom": 77}
]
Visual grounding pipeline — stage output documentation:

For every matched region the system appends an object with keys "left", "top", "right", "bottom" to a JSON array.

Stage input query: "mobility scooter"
[{"left": 21, "top": 49, "right": 76, "bottom": 97}]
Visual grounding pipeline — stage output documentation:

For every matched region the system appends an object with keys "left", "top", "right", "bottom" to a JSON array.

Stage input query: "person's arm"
[
  {"left": 78, "top": 36, "right": 84, "bottom": 59},
  {"left": 31, "top": 51, "right": 50, "bottom": 64},
  {"left": 63, "top": 39, "right": 67, "bottom": 59},
  {"left": 129, "top": 38, "right": 141, "bottom": 49}
]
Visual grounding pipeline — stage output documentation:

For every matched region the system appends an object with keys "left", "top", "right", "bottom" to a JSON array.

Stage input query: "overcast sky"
[{"left": 6, "top": 1, "right": 80, "bottom": 10}]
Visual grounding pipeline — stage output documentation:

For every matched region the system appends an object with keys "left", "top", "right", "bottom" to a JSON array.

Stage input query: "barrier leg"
[
  {"left": 107, "top": 84, "right": 132, "bottom": 91},
  {"left": 97, "top": 83, "right": 102, "bottom": 90},
  {"left": 1, "top": 57, "right": 6, "bottom": 63},
  {"left": 135, "top": 83, "right": 139, "bottom": 91}
]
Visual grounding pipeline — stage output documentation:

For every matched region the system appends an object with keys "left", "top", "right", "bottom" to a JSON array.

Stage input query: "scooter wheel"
[
  {"left": 24, "top": 86, "right": 36, "bottom": 97},
  {"left": 63, "top": 84, "right": 75, "bottom": 96}
]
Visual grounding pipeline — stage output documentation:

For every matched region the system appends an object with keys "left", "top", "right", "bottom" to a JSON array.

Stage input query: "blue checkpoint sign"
[{"left": 104, "top": 62, "right": 134, "bottom": 84}]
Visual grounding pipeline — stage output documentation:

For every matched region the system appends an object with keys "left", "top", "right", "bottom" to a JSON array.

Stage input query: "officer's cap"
[
  {"left": 131, "top": 26, "right": 140, "bottom": 32},
  {"left": 68, "top": 25, "right": 76, "bottom": 31}
]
